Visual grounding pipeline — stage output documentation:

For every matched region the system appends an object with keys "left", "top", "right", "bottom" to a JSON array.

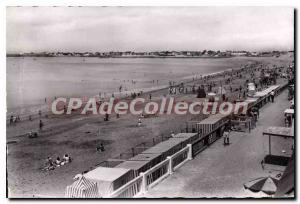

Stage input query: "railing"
[
  {"left": 192, "top": 138, "right": 206, "bottom": 156},
  {"left": 144, "top": 159, "right": 171, "bottom": 190},
  {"left": 108, "top": 174, "right": 143, "bottom": 198},
  {"left": 170, "top": 144, "right": 191, "bottom": 171},
  {"left": 108, "top": 144, "right": 192, "bottom": 198}
]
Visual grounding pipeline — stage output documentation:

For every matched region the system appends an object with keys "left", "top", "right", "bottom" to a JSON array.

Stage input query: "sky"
[{"left": 6, "top": 7, "right": 294, "bottom": 53}]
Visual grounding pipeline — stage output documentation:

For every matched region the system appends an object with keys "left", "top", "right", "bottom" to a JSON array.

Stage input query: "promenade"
[{"left": 141, "top": 88, "right": 292, "bottom": 198}]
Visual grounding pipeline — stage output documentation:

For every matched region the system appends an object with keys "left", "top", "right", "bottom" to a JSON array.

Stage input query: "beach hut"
[
  {"left": 197, "top": 114, "right": 228, "bottom": 135},
  {"left": 196, "top": 113, "right": 229, "bottom": 144},
  {"left": 171, "top": 133, "right": 199, "bottom": 146},
  {"left": 115, "top": 160, "right": 154, "bottom": 177},
  {"left": 253, "top": 85, "right": 280, "bottom": 98},
  {"left": 129, "top": 153, "right": 163, "bottom": 172},
  {"left": 65, "top": 176, "right": 99, "bottom": 198},
  {"left": 142, "top": 139, "right": 186, "bottom": 160},
  {"left": 84, "top": 167, "right": 134, "bottom": 197}
]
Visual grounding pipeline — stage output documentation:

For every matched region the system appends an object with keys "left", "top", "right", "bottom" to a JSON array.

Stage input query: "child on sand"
[
  {"left": 55, "top": 157, "right": 61, "bottom": 167},
  {"left": 63, "top": 154, "right": 71, "bottom": 164}
]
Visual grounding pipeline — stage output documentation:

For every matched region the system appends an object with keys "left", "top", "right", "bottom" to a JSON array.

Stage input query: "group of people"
[
  {"left": 96, "top": 143, "right": 105, "bottom": 152},
  {"left": 44, "top": 154, "right": 72, "bottom": 171},
  {"left": 9, "top": 115, "right": 20, "bottom": 125}
]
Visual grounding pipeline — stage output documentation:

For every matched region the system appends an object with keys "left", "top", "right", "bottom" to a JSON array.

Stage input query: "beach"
[{"left": 6, "top": 54, "right": 293, "bottom": 197}]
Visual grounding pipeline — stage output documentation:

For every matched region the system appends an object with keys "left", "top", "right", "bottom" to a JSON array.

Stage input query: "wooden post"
[
  {"left": 140, "top": 172, "right": 147, "bottom": 193},
  {"left": 187, "top": 144, "right": 193, "bottom": 160},
  {"left": 153, "top": 138, "right": 155, "bottom": 145},
  {"left": 132, "top": 148, "right": 135, "bottom": 157},
  {"left": 167, "top": 156, "right": 173, "bottom": 175}
]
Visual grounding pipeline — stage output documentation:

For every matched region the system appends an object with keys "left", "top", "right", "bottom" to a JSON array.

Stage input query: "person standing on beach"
[
  {"left": 270, "top": 91, "right": 275, "bottom": 103},
  {"left": 9, "top": 115, "right": 13, "bottom": 125},
  {"left": 39, "top": 120, "right": 44, "bottom": 130},
  {"left": 223, "top": 130, "right": 228, "bottom": 145},
  {"left": 138, "top": 118, "right": 142, "bottom": 127}
]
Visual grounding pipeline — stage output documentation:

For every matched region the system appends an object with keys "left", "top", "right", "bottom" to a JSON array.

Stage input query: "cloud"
[{"left": 6, "top": 7, "right": 294, "bottom": 52}]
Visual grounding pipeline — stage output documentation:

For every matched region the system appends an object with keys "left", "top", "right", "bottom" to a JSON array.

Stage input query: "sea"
[{"left": 7, "top": 56, "right": 258, "bottom": 116}]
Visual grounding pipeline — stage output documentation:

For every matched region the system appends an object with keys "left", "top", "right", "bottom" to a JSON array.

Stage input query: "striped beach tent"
[{"left": 65, "top": 176, "right": 99, "bottom": 198}]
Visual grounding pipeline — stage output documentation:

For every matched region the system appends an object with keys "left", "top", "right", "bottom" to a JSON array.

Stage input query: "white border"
[{"left": 1, "top": 0, "right": 298, "bottom": 203}]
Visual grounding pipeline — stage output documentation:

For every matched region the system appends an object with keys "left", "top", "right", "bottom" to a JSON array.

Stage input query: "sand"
[{"left": 6, "top": 54, "right": 293, "bottom": 198}]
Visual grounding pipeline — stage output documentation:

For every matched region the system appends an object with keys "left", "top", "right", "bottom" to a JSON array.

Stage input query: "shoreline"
[{"left": 6, "top": 65, "right": 245, "bottom": 121}]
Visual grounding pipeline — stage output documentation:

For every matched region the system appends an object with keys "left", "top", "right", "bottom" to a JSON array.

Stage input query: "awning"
[
  {"left": 284, "top": 109, "right": 294, "bottom": 114},
  {"left": 84, "top": 167, "right": 134, "bottom": 197},
  {"left": 274, "top": 153, "right": 295, "bottom": 197},
  {"left": 263, "top": 126, "right": 294, "bottom": 138},
  {"left": 65, "top": 176, "right": 99, "bottom": 198}
]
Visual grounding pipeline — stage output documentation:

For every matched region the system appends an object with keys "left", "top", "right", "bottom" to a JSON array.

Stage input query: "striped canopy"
[
  {"left": 65, "top": 176, "right": 99, "bottom": 198},
  {"left": 244, "top": 176, "right": 279, "bottom": 195}
]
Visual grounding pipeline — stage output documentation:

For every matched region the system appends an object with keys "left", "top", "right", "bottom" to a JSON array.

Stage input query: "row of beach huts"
[{"left": 64, "top": 82, "right": 289, "bottom": 198}]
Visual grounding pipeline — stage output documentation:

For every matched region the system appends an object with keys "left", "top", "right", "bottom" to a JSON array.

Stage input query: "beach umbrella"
[
  {"left": 244, "top": 176, "right": 279, "bottom": 195},
  {"left": 65, "top": 175, "right": 99, "bottom": 198}
]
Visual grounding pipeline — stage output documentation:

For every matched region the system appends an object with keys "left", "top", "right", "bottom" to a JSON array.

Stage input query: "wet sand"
[{"left": 6, "top": 54, "right": 293, "bottom": 197}]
